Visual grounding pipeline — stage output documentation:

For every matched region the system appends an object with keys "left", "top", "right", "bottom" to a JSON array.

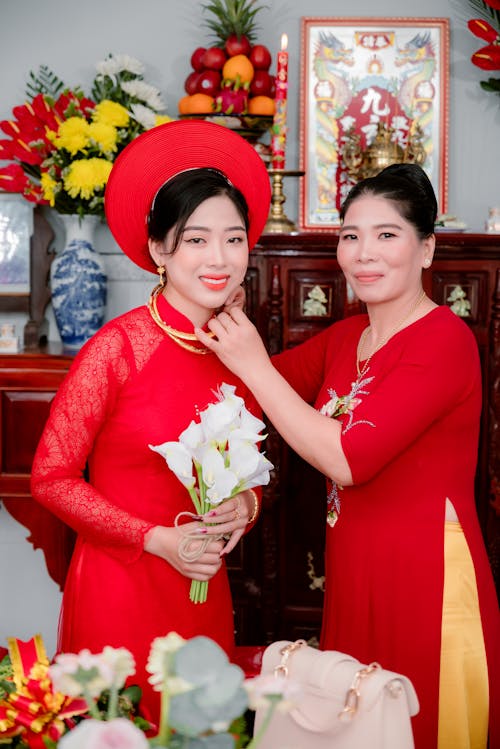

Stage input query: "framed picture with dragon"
[{"left": 299, "top": 17, "right": 450, "bottom": 231}]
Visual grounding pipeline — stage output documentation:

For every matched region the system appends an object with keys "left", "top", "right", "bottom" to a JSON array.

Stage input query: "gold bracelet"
[{"left": 247, "top": 489, "right": 260, "bottom": 524}]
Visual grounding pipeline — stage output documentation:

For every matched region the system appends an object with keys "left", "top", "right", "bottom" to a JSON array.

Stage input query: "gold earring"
[{"left": 157, "top": 265, "right": 166, "bottom": 286}]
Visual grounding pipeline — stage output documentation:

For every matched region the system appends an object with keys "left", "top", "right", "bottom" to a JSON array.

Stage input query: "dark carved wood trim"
[{"left": 267, "top": 263, "right": 283, "bottom": 356}]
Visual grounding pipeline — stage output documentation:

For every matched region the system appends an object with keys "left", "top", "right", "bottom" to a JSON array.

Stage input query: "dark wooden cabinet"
[
  {"left": 1, "top": 232, "right": 499, "bottom": 646},
  {"left": 0, "top": 345, "right": 76, "bottom": 587}
]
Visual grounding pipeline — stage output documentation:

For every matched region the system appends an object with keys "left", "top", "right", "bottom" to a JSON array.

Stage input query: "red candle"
[{"left": 271, "top": 33, "right": 288, "bottom": 170}]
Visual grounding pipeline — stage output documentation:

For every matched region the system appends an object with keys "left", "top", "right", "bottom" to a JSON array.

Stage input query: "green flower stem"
[
  {"left": 246, "top": 696, "right": 280, "bottom": 749},
  {"left": 157, "top": 675, "right": 171, "bottom": 745},
  {"left": 107, "top": 683, "right": 119, "bottom": 720},
  {"left": 81, "top": 686, "right": 102, "bottom": 720},
  {"left": 188, "top": 486, "right": 202, "bottom": 516}
]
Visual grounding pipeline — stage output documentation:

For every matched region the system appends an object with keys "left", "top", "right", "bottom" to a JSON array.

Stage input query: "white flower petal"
[
  {"left": 130, "top": 103, "right": 158, "bottom": 130},
  {"left": 149, "top": 442, "right": 195, "bottom": 489},
  {"left": 179, "top": 420, "right": 205, "bottom": 451}
]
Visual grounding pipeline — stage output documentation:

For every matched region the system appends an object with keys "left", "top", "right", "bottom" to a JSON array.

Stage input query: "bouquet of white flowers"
[{"left": 149, "top": 383, "right": 273, "bottom": 604}]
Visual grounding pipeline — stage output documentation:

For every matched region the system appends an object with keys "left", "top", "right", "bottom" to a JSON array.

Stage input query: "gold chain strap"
[
  {"left": 273, "top": 639, "right": 307, "bottom": 678},
  {"left": 272, "top": 639, "right": 382, "bottom": 722},
  {"left": 338, "top": 661, "right": 382, "bottom": 721}
]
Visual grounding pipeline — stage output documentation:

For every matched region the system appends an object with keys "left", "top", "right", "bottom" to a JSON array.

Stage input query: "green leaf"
[
  {"left": 25, "top": 65, "right": 66, "bottom": 99},
  {"left": 480, "top": 77, "right": 500, "bottom": 93},
  {"left": 464, "top": 0, "right": 500, "bottom": 28}
]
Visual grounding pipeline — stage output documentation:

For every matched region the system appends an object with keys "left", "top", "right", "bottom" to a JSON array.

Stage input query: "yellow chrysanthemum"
[
  {"left": 64, "top": 157, "right": 113, "bottom": 200},
  {"left": 155, "top": 114, "right": 174, "bottom": 126},
  {"left": 93, "top": 99, "right": 130, "bottom": 128},
  {"left": 88, "top": 122, "right": 119, "bottom": 153},
  {"left": 50, "top": 117, "right": 91, "bottom": 155},
  {"left": 40, "top": 172, "right": 58, "bottom": 206}
]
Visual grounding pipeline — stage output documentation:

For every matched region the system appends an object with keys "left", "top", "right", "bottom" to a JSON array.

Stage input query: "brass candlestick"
[{"left": 264, "top": 169, "right": 305, "bottom": 234}]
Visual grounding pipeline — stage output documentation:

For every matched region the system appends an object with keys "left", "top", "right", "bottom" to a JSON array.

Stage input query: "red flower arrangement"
[
  {"left": 467, "top": 0, "right": 500, "bottom": 94},
  {"left": 0, "top": 58, "right": 171, "bottom": 218},
  {"left": 0, "top": 91, "right": 95, "bottom": 208}
]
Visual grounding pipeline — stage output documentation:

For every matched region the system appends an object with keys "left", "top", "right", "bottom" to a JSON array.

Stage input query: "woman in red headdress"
[{"left": 31, "top": 120, "right": 271, "bottom": 722}]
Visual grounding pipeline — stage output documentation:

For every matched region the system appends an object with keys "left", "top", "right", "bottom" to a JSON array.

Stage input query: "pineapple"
[
  {"left": 201, "top": 0, "right": 266, "bottom": 45},
  {"left": 179, "top": 0, "right": 273, "bottom": 117}
]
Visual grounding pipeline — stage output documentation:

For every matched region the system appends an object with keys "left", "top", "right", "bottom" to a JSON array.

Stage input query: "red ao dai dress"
[
  {"left": 31, "top": 295, "right": 262, "bottom": 722},
  {"left": 272, "top": 306, "right": 500, "bottom": 749}
]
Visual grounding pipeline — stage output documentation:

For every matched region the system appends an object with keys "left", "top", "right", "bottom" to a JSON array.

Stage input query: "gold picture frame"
[{"left": 299, "top": 17, "right": 450, "bottom": 231}]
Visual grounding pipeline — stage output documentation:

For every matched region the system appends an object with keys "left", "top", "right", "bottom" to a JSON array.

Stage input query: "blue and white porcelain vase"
[{"left": 51, "top": 214, "right": 107, "bottom": 349}]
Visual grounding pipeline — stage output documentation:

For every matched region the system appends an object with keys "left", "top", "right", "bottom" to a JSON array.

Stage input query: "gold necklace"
[
  {"left": 147, "top": 283, "right": 215, "bottom": 355},
  {"left": 356, "top": 289, "right": 427, "bottom": 378}
]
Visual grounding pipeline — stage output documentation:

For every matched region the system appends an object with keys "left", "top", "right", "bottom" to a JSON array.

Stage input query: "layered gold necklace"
[
  {"left": 356, "top": 289, "right": 427, "bottom": 378},
  {"left": 147, "top": 283, "right": 215, "bottom": 355}
]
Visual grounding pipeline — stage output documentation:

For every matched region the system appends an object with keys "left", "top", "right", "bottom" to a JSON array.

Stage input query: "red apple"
[
  {"left": 249, "top": 44, "right": 272, "bottom": 70},
  {"left": 185, "top": 71, "right": 202, "bottom": 95},
  {"left": 249, "top": 69, "right": 274, "bottom": 96},
  {"left": 202, "top": 47, "right": 227, "bottom": 70},
  {"left": 190, "top": 47, "right": 207, "bottom": 71},
  {"left": 225, "top": 33, "right": 251, "bottom": 57},
  {"left": 197, "top": 69, "right": 222, "bottom": 96}
]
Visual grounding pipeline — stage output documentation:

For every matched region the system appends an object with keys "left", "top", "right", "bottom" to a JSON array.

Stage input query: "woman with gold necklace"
[
  {"left": 198, "top": 163, "right": 499, "bottom": 749},
  {"left": 30, "top": 120, "right": 271, "bottom": 722}
]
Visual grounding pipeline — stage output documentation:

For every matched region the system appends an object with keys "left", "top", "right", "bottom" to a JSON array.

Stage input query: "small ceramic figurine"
[
  {"left": 486, "top": 207, "right": 500, "bottom": 233},
  {"left": 0, "top": 323, "right": 19, "bottom": 352}
]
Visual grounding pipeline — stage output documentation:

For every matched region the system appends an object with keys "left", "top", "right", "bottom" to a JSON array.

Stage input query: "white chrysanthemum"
[
  {"left": 96, "top": 53, "right": 144, "bottom": 77},
  {"left": 50, "top": 649, "right": 110, "bottom": 698},
  {"left": 121, "top": 80, "right": 165, "bottom": 111},
  {"left": 146, "top": 633, "right": 193, "bottom": 694},
  {"left": 130, "top": 103, "right": 158, "bottom": 130},
  {"left": 100, "top": 646, "right": 136, "bottom": 688}
]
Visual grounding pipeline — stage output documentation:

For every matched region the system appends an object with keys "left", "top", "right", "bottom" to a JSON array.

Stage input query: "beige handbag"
[{"left": 254, "top": 639, "right": 419, "bottom": 749}]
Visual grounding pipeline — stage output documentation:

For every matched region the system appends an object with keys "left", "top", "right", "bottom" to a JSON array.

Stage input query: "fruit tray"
[{"left": 179, "top": 113, "right": 273, "bottom": 142}]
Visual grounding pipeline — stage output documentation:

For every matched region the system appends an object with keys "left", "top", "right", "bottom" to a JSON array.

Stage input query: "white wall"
[
  {"left": 1, "top": 0, "right": 499, "bottom": 652},
  {"left": 0, "top": 506, "right": 62, "bottom": 657}
]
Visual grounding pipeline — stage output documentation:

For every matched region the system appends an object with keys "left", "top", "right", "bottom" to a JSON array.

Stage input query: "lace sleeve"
[{"left": 31, "top": 322, "right": 154, "bottom": 564}]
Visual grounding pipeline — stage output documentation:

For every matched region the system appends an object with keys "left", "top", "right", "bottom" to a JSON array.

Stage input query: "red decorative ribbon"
[{"left": 0, "top": 635, "right": 88, "bottom": 747}]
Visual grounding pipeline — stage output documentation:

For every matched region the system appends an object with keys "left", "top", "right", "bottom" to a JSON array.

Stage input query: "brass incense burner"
[{"left": 341, "top": 121, "right": 426, "bottom": 181}]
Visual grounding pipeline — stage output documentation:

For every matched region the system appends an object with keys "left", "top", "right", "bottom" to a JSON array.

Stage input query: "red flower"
[
  {"left": 0, "top": 163, "right": 46, "bottom": 203},
  {"left": 472, "top": 42, "right": 500, "bottom": 69},
  {"left": 53, "top": 91, "right": 95, "bottom": 120},
  {"left": 30, "top": 93, "right": 61, "bottom": 130},
  {"left": 468, "top": 18, "right": 500, "bottom": 42},
  {"left": 0, "top": 163, "right": 30, "bottom": 191}
]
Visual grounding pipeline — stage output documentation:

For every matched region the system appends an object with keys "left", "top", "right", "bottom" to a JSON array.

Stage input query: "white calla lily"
[
  {"left": 239, "top": 406, "right": 267, "bottom": 435},
  {"left": 206, "top": 470, "right": 239, "bottom": 505},
  {"left": 200, "top": 400, "right": 240, "bottom": 444},
  {"left": 149, "top": 442, "right": 195, "bottom": 489},
  {"left": 227, "top": 440, "right": 261, "bottom": 479},
  {"left": 199, "top": 445, "right": 238, "bottom": 504},
  {"left": 179, "top": 420, "right": 205, "bottom": 452}
]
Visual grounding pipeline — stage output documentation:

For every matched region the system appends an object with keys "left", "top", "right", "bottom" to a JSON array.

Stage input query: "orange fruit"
[
  {"left": 178, "top": 93, "right": 215, "bottom": 115},
  {"left": 248, "top": 95, "right": 275, "bottom": 116},
  {"left": 222, "top": 54, "right": 254, "bottom": 83}
]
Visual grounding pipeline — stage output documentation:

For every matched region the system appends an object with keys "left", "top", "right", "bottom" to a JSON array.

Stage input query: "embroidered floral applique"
[{"left": 320, "top": 369, "right": 376, "bottom": 527}]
